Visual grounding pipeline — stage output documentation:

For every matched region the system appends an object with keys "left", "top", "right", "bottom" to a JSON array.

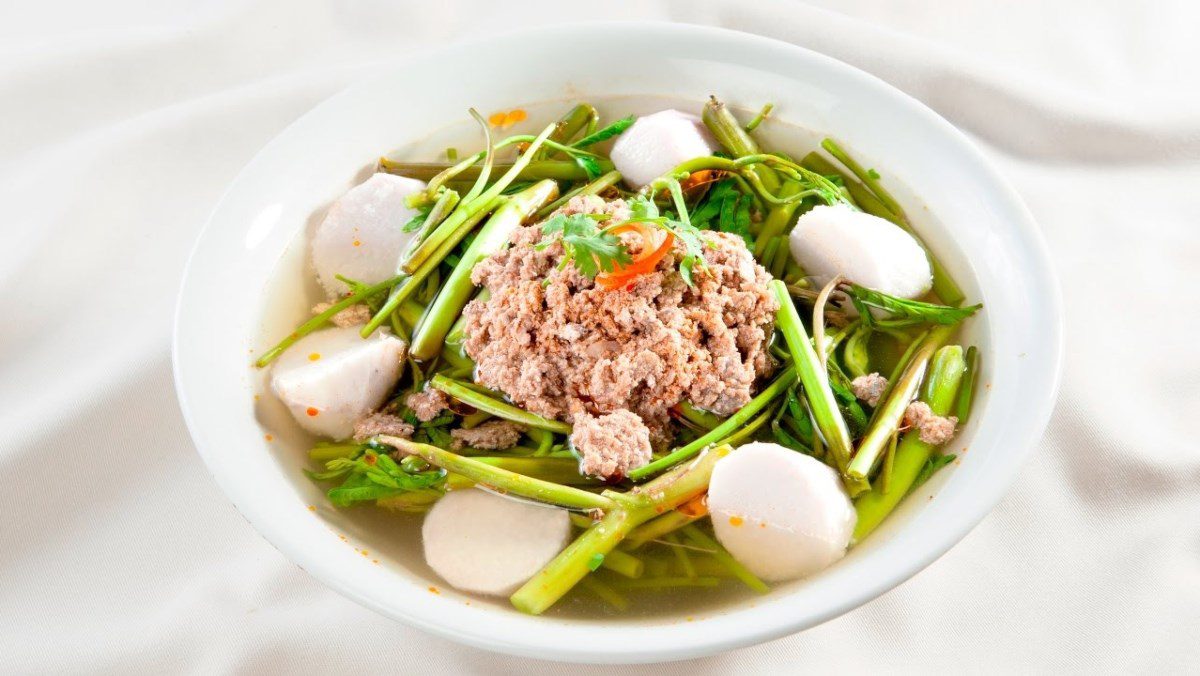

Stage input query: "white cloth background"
[{"left": 2, "top": 1, "right": 1197, "bottom": 673}]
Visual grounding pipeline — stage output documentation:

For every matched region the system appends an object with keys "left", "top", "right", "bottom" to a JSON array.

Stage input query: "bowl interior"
[{"left": 175, "top": 23, "right": 1060, "bottom": 663}]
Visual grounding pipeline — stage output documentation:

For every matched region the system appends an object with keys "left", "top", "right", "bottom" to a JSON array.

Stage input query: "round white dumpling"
[
  {"left": 270, "top": 326, "right": 406, "bottom": 439},
  {"left": 311, "top": 173, "right": 426, "bottom": 296},
  {"left": 789, "top": 204, "right": 933, "bottom": 299},
  {"left": 708, "top": 442, "right": 856, "bottom": 582},
  {"left": 422, "top": 489, "right": 571, "bottom": 596},
  {"left": 610, "top": 109, "right": 717, "bottom": 189}
]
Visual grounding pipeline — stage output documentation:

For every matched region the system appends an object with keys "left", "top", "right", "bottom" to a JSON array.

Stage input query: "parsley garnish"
[{"left": 538, "top": 213, "right": 631, "bottom": 278}]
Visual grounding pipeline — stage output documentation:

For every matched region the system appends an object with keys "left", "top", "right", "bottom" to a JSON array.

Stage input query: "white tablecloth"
[{"left": 2, "top": 1, "right": 1196, "bottom": 672}]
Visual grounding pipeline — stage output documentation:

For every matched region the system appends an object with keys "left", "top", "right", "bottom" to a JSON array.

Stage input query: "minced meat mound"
[
  {"left": 450, "top": 420, "right": 525, "bottom": 450},
  {"left": 570, "top": 410, "right": 653, "bottom": 481},
  {"left": 462, "top": 196, "right": 777, "bottom": 443}
]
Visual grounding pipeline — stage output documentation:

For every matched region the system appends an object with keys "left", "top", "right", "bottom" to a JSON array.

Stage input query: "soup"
[{"left": 252, "top": 96, "right": 982, "bottom": 618}]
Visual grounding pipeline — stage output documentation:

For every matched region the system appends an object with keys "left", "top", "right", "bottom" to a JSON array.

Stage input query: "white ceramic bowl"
[{"left": 173, "top": 22, "right": 1062, "bottom": 663}]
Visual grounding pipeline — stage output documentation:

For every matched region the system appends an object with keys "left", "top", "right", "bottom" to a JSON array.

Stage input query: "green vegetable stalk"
[
  {"left": 768, "top": 280, "right": 854, "bottom": 474},
  {"left": 375, "top": 436, "right": 611, "bottom": 511},
  {"left": 536, "top": 170, "right": 622, "bottom": 219},
  {"left": 379, "top": 159, "right": 612, "bottom": 184},
  {"left": 360, "top": 196, "right": 503, "bottom": 337},
  {"left": 409, "top": 180, "right": 559, "bottom": 360},
  {"left": 628, "top": 366, "right": 796, "bottom": 480},
  {"left": 401, "top": 122, "right": 557, "bottom": 276},
  {"left": 680, "top": 525, "right": 769, "bottom": 594},
  {"left": 844, "top": 324, "right": 956, "bottom": 495},
  {"left": 253, "top": 274, "right": 405, "bottom": 368},
  {"left": 853, "top": 345, "right": 966, "bottom": 538},
  {"left": 428, "top": 374, "right": 572, "bottom": 434},
  {"left": 510, "top": 444, "right": 732, "bottom": 615}
]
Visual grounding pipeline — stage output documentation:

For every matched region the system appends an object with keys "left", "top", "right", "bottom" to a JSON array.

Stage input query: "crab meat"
[
  {"left": 789, "top": 204, "right": 933, "bottom": 299},
  {"left": 609, "top": 109, "right": 717, "bottom": 189},
  {"left": 422, "top": 489, "right": 571, "bottom": 596},
  {"left": 311, "top": 173, "right": 426, "bottom": 296},
  {"left": 270, "top": 326, "right": 406, "bottom": 439},
  {"left": 707, "top": 442, "right": 856, "bottom": 582}
]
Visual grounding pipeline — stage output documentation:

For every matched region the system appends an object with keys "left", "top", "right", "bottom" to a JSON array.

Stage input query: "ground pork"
[
  {"left": 406, "top": 388, "right": 449, "bottom": 422},
  {"left": 450, "top": 420, "right": 525, "bottom": 450},
  {"left": 851, "top": 372, "right": 888, "bottom": 407},
  {"left": 570, "top": 410, "right": 653, "bottom": 481},
  {"left": 352, "top": 412, "right": 414, "bottom": 441},
  {"left": 312, "top": 302, "right": 373, "bottom": 328},
  {"left": 903, "top": 401, "right": 959, "bottom": 445},
  {"left": 462, "top": 197, "right": 777, "bottom": 443}
]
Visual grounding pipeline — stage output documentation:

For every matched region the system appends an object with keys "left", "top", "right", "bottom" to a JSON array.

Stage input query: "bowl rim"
[{"left": 173, "top": 21, "right": 1063, "bottom": 663}]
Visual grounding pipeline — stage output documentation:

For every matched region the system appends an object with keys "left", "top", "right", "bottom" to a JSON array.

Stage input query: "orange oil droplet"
[
  {"left": 487, "top": 112, "right": 507, "bottom": 127},
  {"left": 306, "top": 407, "right": 319, "bottom": 416},
  {"left": 264, "top": 434, "right": 273, "bottom": 441},
  {"left": 352, "top": 239, "right": 361, "bottom": 247},
  {"left": 428, "top": 586, "right": 440, "bottom": 595},
  {"left": 729, "top": 515, "right": 745, "bottom": 527},
  {"left": 307, "top": 505, "right": 316, "bottom": 511},
  {"left": 504, "top": 109, "right": 527, "bottom": 125},
  {"left": 308, "top": 353, "right": 321, "bottom": 361}
]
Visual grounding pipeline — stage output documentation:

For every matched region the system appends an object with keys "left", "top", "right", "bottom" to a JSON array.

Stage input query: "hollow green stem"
[
  {"left": 510, "top": 445, "right": 732, "bottom": 615},
  {"left": 539, "top": 103, "right": 597, "bottom": 160},
  {"left": 680, "top": 525, "right": 769, "bottom": 594},
  {"left": 375, "top": 436, "right": 610, "bottom": 511},
  {"left": 580, "top": 577, "right": 629, "bottom": 611},
  {"left": 955, "top": 345, "right": 979, "bottom": 424},
  {"left": 401, "top": 123, "right": 556, "bottom": 275},
  {"left": 536, "top": 170, "right": 622, "bottom": 218},
  {"left": 853, "top": 345, "right": 966, "bottom": 539},
  {"left": 674, "top": 402, "right": 725, "bottom": 430},
  {"left": 254, "top": 274, "right": 405, "bottom": 368},
  {"left": 769, "top": 280, "right": 854, "bottom": 475},
  {"left": 381, "top": 159, "right": 612, "bottom": 184},
  {"left": 628, "top": 366, "right": 796, "bottom": 480},
  {"left": 429, "top": 374, "right": 572, "bottom": 434},
  {"left": 360, "top": 196, "right": 502, "bottom": 337},
  {"left": 625, "top": 507, "right": 707, "bottom": 550},
  {"left": 410, "top": 180, "right": 558, "bottom": 360},
  {"left": 744, "top": 102, "right": 774, "bottom": 132},
  {"left": 613, "top": 577, "right": 721, "bottom": 590},
  {"left": 845, "top": 325, "right": 956, "bottom": 495}
]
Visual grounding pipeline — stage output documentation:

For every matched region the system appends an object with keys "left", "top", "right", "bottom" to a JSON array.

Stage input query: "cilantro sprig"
[{"left": 537, "top": 213, "right": 631, "bottom": 278}]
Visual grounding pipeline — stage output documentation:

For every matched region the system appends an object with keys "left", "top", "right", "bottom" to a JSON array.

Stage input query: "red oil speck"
[
  {"left": 264, "top": 434, "right": 274, "bottom": 442},
  {"left": 306, "top": 407, "right": 319, "bottom": 417}
]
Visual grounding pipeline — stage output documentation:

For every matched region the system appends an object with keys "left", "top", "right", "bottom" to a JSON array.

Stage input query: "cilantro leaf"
[
  {"left": 402, "top": 204, "right": 432, "bottom": 233},
  {"left": 571, "top": 115, "right": 636, "bottom": 149},
  {"left": 626, "top": 194, "right": 659, "bottom": 221},
  {"left": 538, "top": 213, "right": 631, "bottom": 279}
]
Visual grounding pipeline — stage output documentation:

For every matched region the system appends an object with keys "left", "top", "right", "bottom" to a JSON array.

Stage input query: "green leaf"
[
  {"left": 538, "top": 213, "right": 631, "bottom": 279},
  {"left": 626, "top": 194, "right": 660, "bottom": 221},
  {"left": 402, "top": 204, "right": 432, "bottom": 233},
  {"left": 571, "top": 115, "right": 635, "bottom": 149},
  {"left": 844, "top": 284, "right": 981, "bottom": 325},
  {"left": 573, "top": 155, "right": 603, "bottom": 181}
]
